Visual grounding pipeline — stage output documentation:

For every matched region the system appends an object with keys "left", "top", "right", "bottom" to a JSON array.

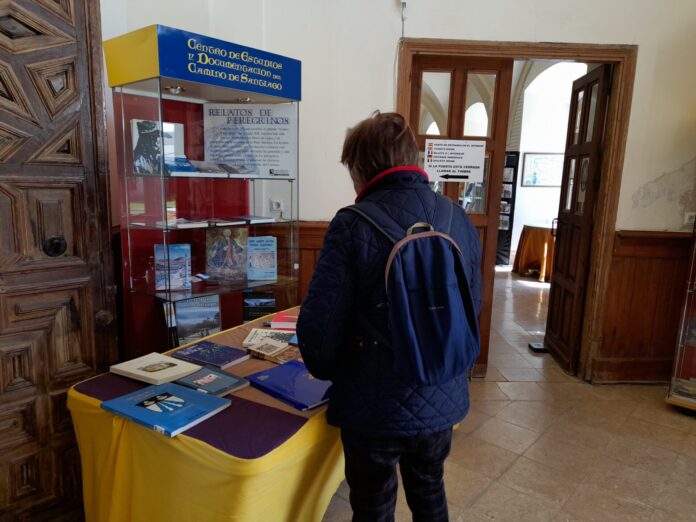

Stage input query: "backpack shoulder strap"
[
  {"left": 432, "top": 194, "right": 456, "bottom": 235},
  {"left": 340, "top": 201, "right": 406, "bottom": 244}
]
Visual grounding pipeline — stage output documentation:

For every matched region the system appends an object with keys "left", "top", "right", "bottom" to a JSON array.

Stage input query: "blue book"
[
  {"left": 176, "top": 368, "right": 249, "bottom": 396},
  {"left": 246, "top": 360, "right": 331, "bottom": 411},
  {"left": 173, "top": 340, "right": 249, "bottom": 369},
  {"left": 247, "top": 236, "right": 277, "bottom": 280},
  {"left": 165, "top": 156, "right": 199, "bottom": 176},
  {"left": 154, "top": 243, "right": 191, "bottom": 291},
  {"left": 101, "top": 382, "right": 230, "bottom": 437}
]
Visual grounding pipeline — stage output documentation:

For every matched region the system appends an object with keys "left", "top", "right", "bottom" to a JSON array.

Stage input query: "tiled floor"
[{"left": 322, "top": 268, "right": 696, "bottom": 521}]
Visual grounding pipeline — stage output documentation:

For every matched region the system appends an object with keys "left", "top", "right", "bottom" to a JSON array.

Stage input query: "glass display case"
[
  {"left": 667, "top": 222, "right": 696, "bottom": 411},
  {"left": 104, "top": 25, "right": 301, "bottom": 356}
]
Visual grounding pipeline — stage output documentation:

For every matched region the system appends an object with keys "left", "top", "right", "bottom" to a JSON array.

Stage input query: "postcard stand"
[{"left": 105, "top": 26, "right": 301, "bottom": 356}]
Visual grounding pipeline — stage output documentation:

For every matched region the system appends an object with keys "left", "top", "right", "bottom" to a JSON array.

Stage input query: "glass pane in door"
[
  {"left": 419, "top": 72, "right": 451, "bottom": 135},
  {"left": 457, "top": 153, "right": 490, "bottom": 214},
  {"left": 572, "top": 90, "right": 585, "bottom": 145},
  {"left": 585, "top": 83, "right": 599, "bottom": 142},
  {"left": 565, "top": 157, "right": 577, "bottom": 211},
  {"left": 463, "top": 73, "right": 496, "bottom": 137},
  {"left": 575, "top": 156, "right": 590, "bottom": 214}
]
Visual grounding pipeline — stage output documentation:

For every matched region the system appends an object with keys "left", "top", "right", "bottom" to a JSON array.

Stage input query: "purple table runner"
[{"left": 74, "top": 373, "right": 308, "bottom": 459}]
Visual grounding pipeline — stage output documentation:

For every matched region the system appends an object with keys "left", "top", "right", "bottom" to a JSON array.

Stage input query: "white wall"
[
  {"left": 511, "top": 62, "right": 587, "bottom": 253},
  {"left": 100, "top": 0, "right": 696, "bottom": 229}
]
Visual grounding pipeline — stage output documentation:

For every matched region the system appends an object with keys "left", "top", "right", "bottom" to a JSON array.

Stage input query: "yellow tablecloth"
[{"left": 68, "top": 313, "right": 344, "bottom": 522}]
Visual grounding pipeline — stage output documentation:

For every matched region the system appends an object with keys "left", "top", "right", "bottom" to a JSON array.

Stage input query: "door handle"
[
  {"left": 95, "top": 309, "right": 115, "bottom": 327},
  {"left": 43, "top": 235, "right": 67, "bottom": 257},
  {"left": 551, "top": 218, "right": 558, "bottom": 238}
]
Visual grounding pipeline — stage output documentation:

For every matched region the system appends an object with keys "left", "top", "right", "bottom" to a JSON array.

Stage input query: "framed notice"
[
  {"left": 521, "top": 153, "right": 564, "bottom": 187},
  {"left": 204, "top": 103, "right": 298, "bottom": 179},
  {"left": 424, "top": 139, "right": 486, "bottom": 183}
]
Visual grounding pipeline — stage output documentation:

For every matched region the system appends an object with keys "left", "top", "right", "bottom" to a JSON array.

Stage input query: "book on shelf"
[
  {"left": 154, "top": 243, "right": 191, "bottom": 291},
  {"left": 110, "top": 352, "right": 201, "bottom": 385},
  {"left": 247, "top": 236, "right": 277, "bottom": 280},
  {"left": 206, "top": 227, "right": 248, "bottom": 281},
  {"left": 165, "top": 156, "right": 199, "bottom": 176},
  {"left": 229, "top": 215, "right": 276, "bottom": 225},
  {"left": 101, "top": 382, "right": 230, "bottom": 437},
  {"left": 188, "top": 160, "right": 228, "bottom": 177},
  {"left": 175, "top": 368, "right": 249, "bottom": 396},
  {"left": 173, "top": 340, "right": 249, "bottom": 369},
  {"left": 217, "top": 164, "right": 257, "bottom": 177},
  {"left": 243, "top": 290, "right": 276, "bottom": 322},
  {"left": 271, "top": 310, "right": 299, "bottom": 330},
  {"left": 174, "top": 295, "right": 221, "bottom": 346},
  {"left": 246, "top": 360, "right": 331, "bottom": 411},
  {"left": 208, "top": 217, "right": 247, "bottom": 227},
  {"left": 131, "top": 119, "right": 184, "bottom": 176},
  {"left": 156, "top": 217, "right": 209, "bottom": 229},
  {"left": 243, "top": 328, "right": 296, "bottom": 347}
]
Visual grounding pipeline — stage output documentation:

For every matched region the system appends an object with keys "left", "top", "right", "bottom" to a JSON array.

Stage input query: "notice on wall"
[
  {"left": 424, "top": 139, "right": 486, "bottom": 183},
  {"left": 204, "top": 103, "right": 297, "bottom": 179}
]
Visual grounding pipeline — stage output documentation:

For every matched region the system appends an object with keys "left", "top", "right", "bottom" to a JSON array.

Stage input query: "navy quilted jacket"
[{"left": 297, "top": 167, "right": 482, "bottom": 436}]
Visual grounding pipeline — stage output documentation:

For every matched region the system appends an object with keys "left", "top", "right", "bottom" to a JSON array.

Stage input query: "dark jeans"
[{"left": 340, "top": 428, "right": 452, "bottom": 522}]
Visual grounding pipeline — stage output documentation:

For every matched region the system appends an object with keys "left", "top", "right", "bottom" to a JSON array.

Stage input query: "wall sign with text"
[{"left": 424, "top": 139, "right": 486, "bottom": 183}]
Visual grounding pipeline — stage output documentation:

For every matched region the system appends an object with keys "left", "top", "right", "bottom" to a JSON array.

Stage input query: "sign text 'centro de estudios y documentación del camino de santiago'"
[
  {"left": 424, "top": 139, "right": 486, "bottom": 183},
  {"left": 157, "top": 26, "right": 301, "bottom": 100}
]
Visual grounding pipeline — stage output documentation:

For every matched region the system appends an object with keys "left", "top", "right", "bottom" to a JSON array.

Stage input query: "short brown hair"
[{"left": 341, "top": 111, "right": 418, "bottom": 184}]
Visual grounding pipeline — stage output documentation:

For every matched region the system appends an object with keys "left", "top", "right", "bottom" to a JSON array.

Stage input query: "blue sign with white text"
[{"left": 157, "top": 26, "right": 301, "bottom": 101}]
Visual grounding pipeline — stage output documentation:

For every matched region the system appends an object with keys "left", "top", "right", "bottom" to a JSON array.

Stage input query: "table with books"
[{"left": 67, "top": 308, "right": 345, "bottom": 522}]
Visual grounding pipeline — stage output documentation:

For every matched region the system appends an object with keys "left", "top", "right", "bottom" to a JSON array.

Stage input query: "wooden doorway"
[
  {"left": 397, "top": 40, "right": 637, "bottom": 380},
  {"left": 0, "top": 0, "right": 115, "bottom": 518}
]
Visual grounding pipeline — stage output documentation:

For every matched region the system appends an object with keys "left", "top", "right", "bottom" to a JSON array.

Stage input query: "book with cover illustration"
[
  {"left": 131, "top": 119, "right": 184, "bottom": 176},
  {"left": 271, "top": 310, "right": 299, "bottom": 330},
  {"left": 206, "top": 227, "right": 248, "bottom": 280},
  {"left": 154, "top": 244, "right": 191, "bottom": 291},
  {"left": 174, "top": 296, "right": 221, "bottom": 345},
  {"left": 243, "top": 290, "right": 276, "bottom": 322},
  {"left": 249, "top": 344, "right": 301, "bottom": 365},
  {"left": 173, "top": 340, "right": 249, "bottom": 369},
  {"left": 243, "top": 328, "right": 296, "bottom": 347},
  {"left": 110, "top": 352, "right": 200, "bottom": 385},
  {"left": 247, "top": 236, "right": 277, "bottom": 280},
  {"left": 175, "top": 368, "right": 249, "bottom": 396},
  {"left": 101, "top": 382, "right": 230, "bottom": 437},
  {"left": 246, "top": 360, "right": 331, "bottom": 411}
]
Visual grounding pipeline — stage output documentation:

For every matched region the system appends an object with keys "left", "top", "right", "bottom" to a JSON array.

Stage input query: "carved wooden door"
[{"left": 0, "top": 1, "right": 114, "bottom": 519}]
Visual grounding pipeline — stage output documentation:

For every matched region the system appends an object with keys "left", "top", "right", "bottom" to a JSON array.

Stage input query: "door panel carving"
[{"left": 0, "top": 0, "right": 113, "bottom": 517}]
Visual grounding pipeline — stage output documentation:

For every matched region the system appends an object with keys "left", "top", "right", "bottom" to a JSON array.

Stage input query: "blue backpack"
[{"left": 344, "top": 198, "right": 480, "bottom": 385}]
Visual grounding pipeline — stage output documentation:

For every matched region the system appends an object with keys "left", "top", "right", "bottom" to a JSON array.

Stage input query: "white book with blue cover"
[
  {"left": 247, "top": 236, "right": 277, "bottom": 280},
  {"left": 101, "top": 382, "right": 230, "bottom": 437}
]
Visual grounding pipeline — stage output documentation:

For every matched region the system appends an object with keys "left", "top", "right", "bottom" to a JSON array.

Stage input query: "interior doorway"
[
  {"left": 397, "top": 40, "right": 637, "bottom": 380},
  {"left": 493, "top": 60, "right": 590, "bottom": 375}
]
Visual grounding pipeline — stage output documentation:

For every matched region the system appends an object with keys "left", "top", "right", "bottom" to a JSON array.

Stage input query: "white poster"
[
  {"left": 424, "top": 139, "right": 486, "bottom": 183},
  {"left": 204, "top": 103, "right": 297, "bottom": 179}
]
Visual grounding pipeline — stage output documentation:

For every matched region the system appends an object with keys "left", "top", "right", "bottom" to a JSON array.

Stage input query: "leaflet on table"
[
  {"left": 243, "top": 328, "right": 296, "bottom": 347},
  {"left": 154, "top": 244, "right": 191, "bottom": 291},
  {"left": 101, "top": 382, "right": 230, "bottom": 437},
  {"left": 110, "top": 352, "right": 200, "bottom": 385},
  {"left": 246, "top": 360, "right": 331, "bottom": 411},
  {"left": 247, "top": 236, "right": 277, "bottom": 280},
  {"left": 203, "top": 103, "right": 298, "bottom": 179}
]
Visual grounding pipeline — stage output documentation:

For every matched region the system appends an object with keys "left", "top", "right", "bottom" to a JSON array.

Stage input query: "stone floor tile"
[
  {"left": 469, "top": 381, "right": 510, "bottom": 401},
  {"left": 557, "top": 483, "right": 654, "bottom": 521},
  {"left": 498, "top": 457, "right": 580, "bottom": 507},
  {"left": 497, "top": 381, "right": 548, "bottom": 400},
  {"left": 496, "top": 400, "right": 562, "bottom": 432},
  {"left": 448, "top": 434, "right": 519, "bottom": 479},
  {"left": 497, "top": 368, "right": 545, "bottom": 382},
  {"left": 471, "top": 417, "right": 541, "bottom": 454},
  {"left": 468, "top": 482, "right": 560, "bottom": 522},
  {"left": 443, "top": 461, "right": 492, "bottom": 508}
]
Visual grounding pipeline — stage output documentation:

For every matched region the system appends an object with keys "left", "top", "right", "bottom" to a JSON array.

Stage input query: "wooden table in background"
[{"left": 513, "top": 225, "right": 556, "bottom": 282}]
